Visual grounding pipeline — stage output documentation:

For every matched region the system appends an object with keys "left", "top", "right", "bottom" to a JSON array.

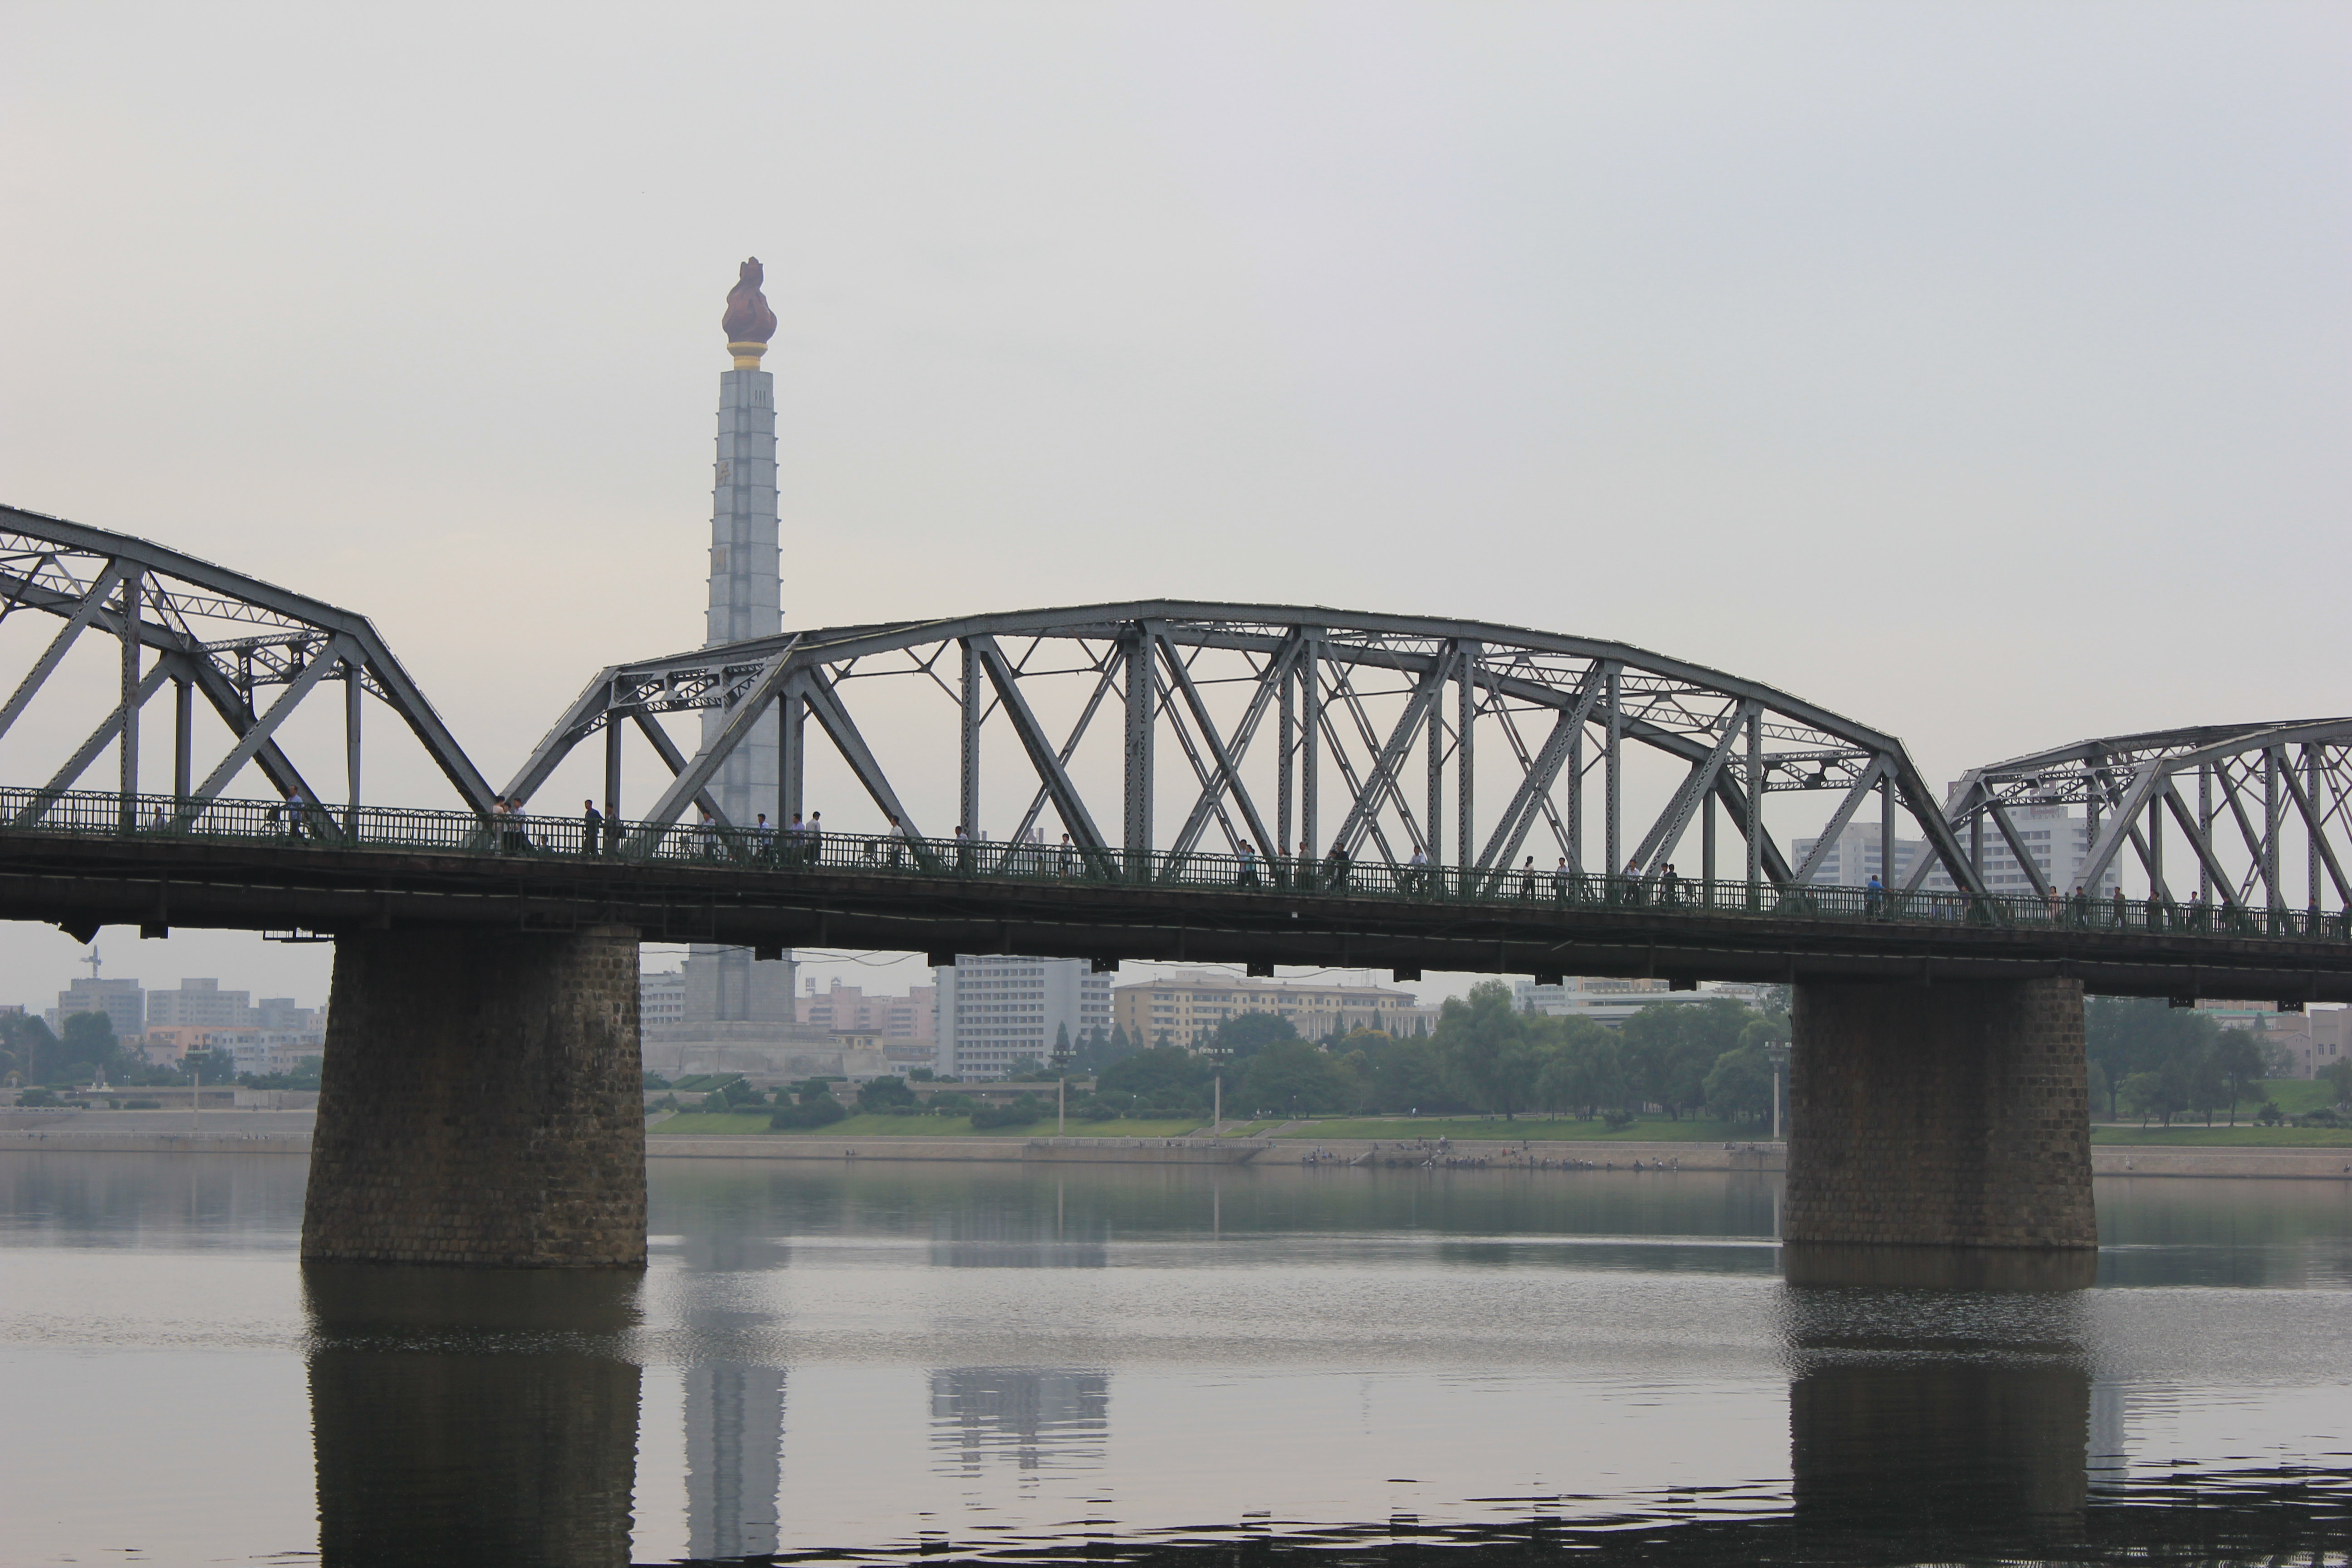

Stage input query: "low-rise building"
[
  {"left": 2258, "top": 1009, "right": 2351, "bottom": 1079},
  {"left": 797, "top": 978, "right": 936, "bottom": 1045},
  {"left": 1111, "top": 972, "right": 1426, "bottom": 1047},
  {"left": 1511, "top": 976, "right": 1702, "bottom": 1027}
]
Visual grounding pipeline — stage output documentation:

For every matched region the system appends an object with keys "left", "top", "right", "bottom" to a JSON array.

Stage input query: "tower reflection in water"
[
  {"left": 302, "top": 1263, "right": 643, "bottom": 1568},
  {"left": 931, "top": 1368, "right": 1110, "bottom": 1475},
  {"left": 1780, "top": 1244, "right": 2097, "bottom": 1556},
  {"left": 675, "top": 1230, "right": 789, "bottom": 1562}
]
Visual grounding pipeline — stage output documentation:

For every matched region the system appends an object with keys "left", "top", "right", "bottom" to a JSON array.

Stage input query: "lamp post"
[{"left": 1765, "top": 1040, "right": 1791, "bottom": 1141}]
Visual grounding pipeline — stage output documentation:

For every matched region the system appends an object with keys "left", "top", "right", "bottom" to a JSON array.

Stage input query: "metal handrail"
[{"left": 3, "top": 785, "right": 2343, "bottom": 944}]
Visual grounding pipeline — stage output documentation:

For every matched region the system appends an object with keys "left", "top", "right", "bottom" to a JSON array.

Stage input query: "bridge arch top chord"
[
  {"left": 1916, "top": 716, "right": 2352, "bottom": 916},
  {"left": 509, "top": 602, "right": 1986, "bottom": 897},
  {"left": 0, "top": 504, "right": 495, "bottom": 823}
]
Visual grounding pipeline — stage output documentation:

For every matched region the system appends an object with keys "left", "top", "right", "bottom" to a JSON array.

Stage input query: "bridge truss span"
[
  {"left": 0, "top": 505, "right": 495, "bottom": 836},
  {"left": 506, "top": 603, "right": 1989, "bottom": 899},
  {"left": 1914, "top": 719, "right": 2352, "bottom": 922}
]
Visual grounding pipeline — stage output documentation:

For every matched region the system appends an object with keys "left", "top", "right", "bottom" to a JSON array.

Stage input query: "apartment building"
[
  {"left": 1793, "top": 801, "right": 2122, "bottom": 898},
  {"left": 934, "top": 956, "right": 1112, "bottom": 1079},
  {"left": 797, "top": 978, "right": 936, "bottom": 1045},
  {"left": 46, "top": 976, "right": 145, "bottom": 1039},
  {"left": 1111, "top": 972, "right": 1426, "bottom": 1046},
  {"left": 640, "top": 970, "right": 688, "bottom": 1028}
]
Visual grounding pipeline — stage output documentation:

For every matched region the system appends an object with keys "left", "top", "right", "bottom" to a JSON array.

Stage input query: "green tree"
[
  {"left": 0, "top": 1014, "right": 59, "bottom": 1085},
  {"left": 1359, "top": 1034, "right": 1459, "bottom": 1114},
  {"left": 1618, "top": 998, "right": 1749, "bottom": 1119},
  {"left": 771, "top": 1079, "right": 847, "bottom": 1128},
  {"left": 1236, "top": 1038, "right": 1354, "bottom": 1115},
  {"left": 1098, "top": 1044, "right": 1211, "bottom": 1105},
  {"left": 180, "top": 1047, "right": 235, "bottom": 1085},
  {"left": 1702, "top": 1044, "right": 1774, "bottom": 1123},
  {"left": 57, "top": 1011, "right": 123, "bottom": 1083},
  {"left": 2211, "top": 1029, "right": 2267, "bottom": 1124},
  {"left": 1211, "top": 1010, "right": 1298, "bottom": 1063},
  {"left": 2085, "top": 998, "right": 2222, "bottom": 1117},
  {"left": 2321, "top": 1058, "right": 2352, "bottom": 1109},
  {"left": 858, "top": 1075, "right": 917, "bottom": 1112}
]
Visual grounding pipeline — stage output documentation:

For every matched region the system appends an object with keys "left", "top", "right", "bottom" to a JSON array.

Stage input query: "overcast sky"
[{"left": 2, "top": 1, "right": 2346, "bottom": 1011}]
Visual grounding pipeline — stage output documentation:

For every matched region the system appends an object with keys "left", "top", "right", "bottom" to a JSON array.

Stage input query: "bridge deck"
[{"left": 4, "top": 789, "right": 2348, "bottom": 1002}]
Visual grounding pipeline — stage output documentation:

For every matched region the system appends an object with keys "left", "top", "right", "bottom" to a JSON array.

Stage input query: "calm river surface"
[{"left": 1, "top": 1156, "right": 2348, "bottom": 1566}]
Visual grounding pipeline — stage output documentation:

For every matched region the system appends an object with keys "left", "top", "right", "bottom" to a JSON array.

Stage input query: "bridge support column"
[
  {"left": 1784, "top": 977, "right": 2094, "bottom": 1249},
  {"left": 302, "top": 926, "right": 645, "bottom": 1268}
]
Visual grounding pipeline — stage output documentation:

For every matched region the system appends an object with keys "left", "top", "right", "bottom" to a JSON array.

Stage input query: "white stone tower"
[{"left": 686, "top": 258, "right": 794, "bottom": 1022}]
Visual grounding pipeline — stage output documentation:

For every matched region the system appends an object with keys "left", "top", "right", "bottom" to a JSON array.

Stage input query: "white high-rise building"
[
  {"left": 935, "top": 957, "right": 1111, "bottom": 1079},
  {"left": 1791, "top": 803, "right": 2120, "bottom": 897}
]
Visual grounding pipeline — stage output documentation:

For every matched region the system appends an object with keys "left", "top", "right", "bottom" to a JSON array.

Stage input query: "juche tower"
[{"left": 686, "top": 260, "right": 794, "bottom": 1020}]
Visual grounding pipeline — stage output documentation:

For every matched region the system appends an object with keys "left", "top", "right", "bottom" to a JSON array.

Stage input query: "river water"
[{"left": 0, "top": 1156, "right": 2347, "bottom": 1567}]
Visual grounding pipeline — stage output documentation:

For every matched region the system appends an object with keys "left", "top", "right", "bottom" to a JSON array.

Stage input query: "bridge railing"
[{"left": 5, "top": 785, "right": 2345, "bottom": 945}]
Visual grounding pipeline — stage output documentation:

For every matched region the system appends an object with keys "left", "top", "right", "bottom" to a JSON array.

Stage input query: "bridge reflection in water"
[
  {"left": 292, "top": 1240, "right": 2352, "bottom": 1567},
  {"left": 301, "top": 1264, "right": 642, "bottom": 1568},
  {"left": 1780, "top": 1245, "right": 2097, "bottom": 1554}
]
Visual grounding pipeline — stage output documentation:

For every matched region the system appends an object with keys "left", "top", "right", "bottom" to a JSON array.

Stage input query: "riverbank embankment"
[{"left": 5, "top": 1111, "right": 2352, "bottom": 1177}]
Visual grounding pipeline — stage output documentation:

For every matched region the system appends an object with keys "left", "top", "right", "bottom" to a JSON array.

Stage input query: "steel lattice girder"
[
  {"left": 1910, "top": 718, "right": 2352, "bottom": 912},
  {"left": 0, "top": 505, "right": 495, "bottom": 818},
  {"left": 509, "top": 604, "right": 1989, "bottom": 896}
]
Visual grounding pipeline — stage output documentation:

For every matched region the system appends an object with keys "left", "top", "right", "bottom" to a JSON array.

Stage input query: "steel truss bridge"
[{"left": 4, "top": 504, "right": 2349, "bottom": 1003}]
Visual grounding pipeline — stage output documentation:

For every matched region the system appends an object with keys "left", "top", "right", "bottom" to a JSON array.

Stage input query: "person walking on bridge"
[
  {"left": 1238, "top": 840, "right": 1259, "bottom": 888},
  {"left": 1865, "top": 873, "right": 1883, "bottom": 918},
  {"left": 581, "top": 799, "right": 603, "bottom": 856}
]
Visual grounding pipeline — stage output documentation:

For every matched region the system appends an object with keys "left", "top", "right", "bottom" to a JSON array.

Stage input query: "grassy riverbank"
[
  {"left": 1273, "top": 1117, "right": 1760, "bottom": 1142},
  {"left": 651, "top": 1112, "right": 1208, "bottom": 1138},
  {"left": 2089, "top": 1124, "right": 2352, "bottom": 1147}
]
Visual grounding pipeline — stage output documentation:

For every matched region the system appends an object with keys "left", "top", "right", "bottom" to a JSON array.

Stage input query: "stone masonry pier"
[
  {"left": 302, "top": 927, "right": 646, "bottom": 1268},
  {"left": 1785, "top": 976, "right": 2096, "bottom": 1249}
]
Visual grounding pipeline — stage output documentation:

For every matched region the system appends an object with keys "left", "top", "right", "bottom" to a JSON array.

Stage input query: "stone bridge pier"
[
  {"left": 302, "top": 927, "right": 647, "bottom": 1268},
  {"left": 1784, "top": 977, "right": 2096, "bottom": 1250}
]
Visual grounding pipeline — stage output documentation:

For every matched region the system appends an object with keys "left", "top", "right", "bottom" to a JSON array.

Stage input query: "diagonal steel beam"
[
  {"left": 0, "top": 560, "right": 126, "bottom": 744},
  {"left": 1153, "top": 626, "right": 1278, "bottom": 860},
  {"left": 1170, "top": 632, "right": 1303, "bottom": 858},
  {"left": 970, "top": 635, "right": 1113, "bottom": 858},
  {"left": 179, "top": 638, "right": 356, "bottom": 813},
  {"left": 635, "top": 642, "right": 802, "bottom": 833},
  {"left": 1010, "top": 657, "right": 1120, "bottom": 847},
  {"left": 1984, "top": 797, "right": 2055, "bottom": 901},
  {"left": 1329, "top": 660, "right": 1447, "bottom": 857},
  {"left": 14, "top": 658, "right": 176, "bottom": 823},
  {"left": 2075, "top": 759, "right": 2167, "bottom": 892},
  {"left": 500, "top": 666, "right": 625, "bottom": 803},
  {"left": 1475, "top": 667, "right": 1603, "bottom": 873},
  {"left": 1330, "top": 666, "right": 1427, "bottom": 857},
  {"left": 1627, "top": 702, "right": 1754, "bottom": 877},
  {"left": 628, "top": 709, "right": 733, "bottom": 830},
  {"left": 2159, "top": 779, "right": 2248, "bottom": 915},
  {"left": 1787, "top": 758, "right": 1888, "bottom": 885},
  {"left": 794, "top": 666, "right": 940, "bottom": 868},
  {"left": 2277, "top": 748, "right": 2352, "bottom": 906}
]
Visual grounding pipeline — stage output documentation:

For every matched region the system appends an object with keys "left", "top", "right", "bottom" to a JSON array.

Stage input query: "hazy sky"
[{"left": 2, "top": 1, "right": 2346, "bottom": 1010}]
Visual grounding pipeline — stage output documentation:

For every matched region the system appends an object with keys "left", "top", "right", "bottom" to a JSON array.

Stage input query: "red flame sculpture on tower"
[{"left": 723, "top": 258, "right": 776, "bottom": 367}]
